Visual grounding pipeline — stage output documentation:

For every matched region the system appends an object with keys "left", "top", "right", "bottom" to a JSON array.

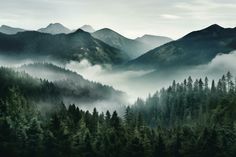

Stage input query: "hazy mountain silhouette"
[
  {"left": 80, "top": 25, "right": 95, "bottom": 33},
  {"left": 92, "top": 28, "right": 172, "bottom": 59},
  {"left": 135, "top": 34, "right": 172, "bottom": 50},
  {"left": 92, "top": 28, "right": 150, "bottom": 59},
  {"left": 0, "top": 25, "right": 25, "bottom": 34},
  {"left": 38, "top": 23, "right": 71, "bottom": 34}
]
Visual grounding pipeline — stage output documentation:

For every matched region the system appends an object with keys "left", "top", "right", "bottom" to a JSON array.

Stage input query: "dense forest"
[
  {"left": 0, "top": 66, "right": 126, "bottom": 108},
  {"left": 1, "top": 68, "right": 236, "bottom": 157}
]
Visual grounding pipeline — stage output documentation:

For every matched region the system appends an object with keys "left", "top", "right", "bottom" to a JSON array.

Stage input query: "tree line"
[{"left": 1, "top": 70, "right": 236, "bottom": 157}]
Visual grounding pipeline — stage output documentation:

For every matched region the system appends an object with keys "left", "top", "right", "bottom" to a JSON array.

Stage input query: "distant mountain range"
[
  {"left": 135, "top": 34, "right": 172, "bottom": 50},
  {"left": 0, "top": 23, "right": 173, "bottom": 60},
  {"left": 92, "top": 28, "right": 172, "bottom": 59},
  {"left": 0, "top": 29, "right": 128, "bottom": 65},
  {"left": 0, "top": 25, "right": 25, "bottom": 34},
  {"left": 127, "top": 24, "right": 236, "bottom": 69},
  {"left": 38, "top": 23, "right": 71, "bottom": 34},
  {"left": 1, "top": 23, "right": 235, "bottom": 70}
]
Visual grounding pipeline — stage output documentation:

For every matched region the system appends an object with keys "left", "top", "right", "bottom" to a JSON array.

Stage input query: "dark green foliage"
[
  {"left": 0, "top": 66, "right": 125, "bottom": 109},
  {"left": 1, "top": 70, "right": 236, "bottom": 157}
]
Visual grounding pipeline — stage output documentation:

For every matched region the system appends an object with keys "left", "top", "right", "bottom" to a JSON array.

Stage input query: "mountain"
[
  {"left": 135, "top": 34, "right": 172, "bottom": 50},
  {"left": 38, "top": 23, "right": 71, "bottom": 34},
  {"left": 80, "top": 25, "right": 95, "bottom": 33},
  {"left": 128, "top": 24, "right": 236, "bottom": 69},
  {"left": 92, "top": 28, "right": 151, "bottom": 59},
  {"left": 0, "top": 25, "right": 25, "bottom": 34},
  {"left": 0, "top": 64, "right": 127, "bottom": 114},
  {"left": 0, "top": 29, "right": 128, "bottom": 65},
  {"left": 18, "top": 63, "right": 127, "bottom": 105}
]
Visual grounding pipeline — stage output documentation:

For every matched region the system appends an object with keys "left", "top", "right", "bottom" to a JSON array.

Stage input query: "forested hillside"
[
  {"left": 0, "top": 66, "right": 126, "bottom": 111},
  {"left": 1, "top": 71, "right": 236, "bottom": 157}
]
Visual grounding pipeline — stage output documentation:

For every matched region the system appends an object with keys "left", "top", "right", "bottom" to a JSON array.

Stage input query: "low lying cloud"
[
  {"left": 0, "top": 55, "right": 33, "bottom": 68},
  {"left": 206, "top": 51, "right": 236, "bottom": 75},
  {"left": 2, "top": 51, "right": 235, "bottom": 106},
  {"left": 66, "top": 51, "right": 236, "bottom": 103},
  {"left": 65, "top": 59, "right": 154, "bottom": 103}
]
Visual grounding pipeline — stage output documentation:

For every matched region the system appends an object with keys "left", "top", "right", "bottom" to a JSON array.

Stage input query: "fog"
[
  {"left": 0, "top": 55, "right": 34, "bottom": 68},
  {"left": 65, "top": 51, "right": 236, "bottom": 104},
  {"left": 65, "top": 59, "right": 154, "bottom": 103},
  {"left": 1, "top": 51, "right": 236, "bottom": 111}
]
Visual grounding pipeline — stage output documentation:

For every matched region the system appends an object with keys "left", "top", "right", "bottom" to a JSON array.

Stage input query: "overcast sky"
[{"left": 0, "top": 0, "right": 235, "bottom": 39}]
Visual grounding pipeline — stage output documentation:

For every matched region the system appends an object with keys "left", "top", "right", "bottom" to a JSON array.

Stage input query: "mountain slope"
[
  {"left": 135, "top": 34, "right": 172, "bottom": 50},
  {"left": 80, "top": 25, "right": 95, "bottom": 33},
  {"left": 38, "top": 23, "right": 71, "bottom": 34},
  {"left": 0, "top": 29, "right": 128, "bottom": 65},
  {"left": 128, "top": 24, "right": 236, "bottom": 69},
  {"left": 0, "top": 25, "right": 25, "bottom": 34},
  {"left": 92, "top": 28, "right": 151, "bottom": 59},
  {"left": 18, "top": 63, "right": 126, "bottom": 104}
]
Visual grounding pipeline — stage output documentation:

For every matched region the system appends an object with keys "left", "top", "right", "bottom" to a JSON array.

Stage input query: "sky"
[{"left": 0, "top": 0, "right": 235, "bottom": 39}]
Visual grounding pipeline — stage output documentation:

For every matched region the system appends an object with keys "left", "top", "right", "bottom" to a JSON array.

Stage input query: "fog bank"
[{"left": 66, "top": 51, "right": 236, "bottom": 103}]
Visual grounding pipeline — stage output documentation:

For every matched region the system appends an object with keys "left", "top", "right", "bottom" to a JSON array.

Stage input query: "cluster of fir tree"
[{"left": 1, "top": 72, "right": 236, "bottom": 157}]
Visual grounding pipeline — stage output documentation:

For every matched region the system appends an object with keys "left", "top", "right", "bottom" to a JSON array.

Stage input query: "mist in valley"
[
  {"left": 65, "top": 50, "right": 236, "bottom": 104},
  {"left": 0, "top": 50, "right": 236, "bottom": 114}
]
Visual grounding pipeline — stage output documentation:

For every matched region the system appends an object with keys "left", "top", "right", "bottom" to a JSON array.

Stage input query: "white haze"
[
  {"left": 66, "top": 51, "right": 236, "bottom": 103},
  {"left": 65, "top": 59, "right": 154, "bottom": 103},
  {"left": 0, "top": 55, "right": 34, "bottom": 68},
  {"left": 1, "top": 51, "right": 236, "bottom": 108}
]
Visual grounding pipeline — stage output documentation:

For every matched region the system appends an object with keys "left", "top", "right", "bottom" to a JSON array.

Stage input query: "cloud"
[
  {"left": 160, "top": 14, "right": 181, "bottom": 19},
  {"left": 65, "top": 59, "right": 154, "bottom": 103},
  {"left": 175, "top": 0, "right": 236, "bottom": 20},
  {"left": 205, "top": 51, "right": 236, "bottom": 76},
  {"left": 65, "top": 59, "right": 106, "bottom": 79},
  {"left": 65, "top": 51, "right": 236, "bottom": 103}
]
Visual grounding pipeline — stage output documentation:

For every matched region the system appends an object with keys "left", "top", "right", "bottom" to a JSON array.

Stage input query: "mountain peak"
[
  {"left": 94, "top": 28, "right": 125, "bottom": 38},
  {"left": 79, "top": 25, "right": 95, "bottom": 33},
  {"left": 38, "top": 23, "right": 71, "bottom": 34},
  {"left": 205, "top": 24, "right": 224, "bottom": 30},
  {"left": 47, "top": 23, "right": 64, "bottom": 27},
  {"left": 137, "top": 34, "right": 173, "bottom": 40},
  {"left": 71, "top": 28, "right": 89, "bottom": 35},
  {"left": 69, "top": 29, "right": 93, "bottom": 39},
  {"left": 141, "top": 34, "right": 157, "bottom": 38},
  {"left": 0, "top": 25, "right": 25, "bottom": 34},
  {"left": 99, "top": 28, "right": 115, "bottom": 32},
  {"left": 1, "top": 25, "right": 10, "bottom": 28},
  {"left": 182, "top": 24, "right": 226, "bottom": 40}
]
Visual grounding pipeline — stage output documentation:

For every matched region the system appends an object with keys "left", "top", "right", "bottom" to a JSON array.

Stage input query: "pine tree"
[
  {"left": 111, "top": 111, "right": 120, "bottom": 130},
  {"left": 154, "top": 133, "right": 166, "bottom": 157},
  {"left": 27, "top": 118, "right": 43, "bottom": 157}
]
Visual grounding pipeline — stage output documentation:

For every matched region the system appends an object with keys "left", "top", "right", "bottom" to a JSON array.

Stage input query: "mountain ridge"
[
  {"left": 92, "top": 28, "right": 171, "bottom": 59},
  {"left": 127, "top": 24, "right": 236, "bottom": 69},
  {"left": 0, "top": 25, "right": 25, "bottom": 34},
  {"left": 0, "top": 29, "right": 128, "bottom": 65},
  {"left": 135, "top": 34, "right": 173, "bottom": 50}
]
